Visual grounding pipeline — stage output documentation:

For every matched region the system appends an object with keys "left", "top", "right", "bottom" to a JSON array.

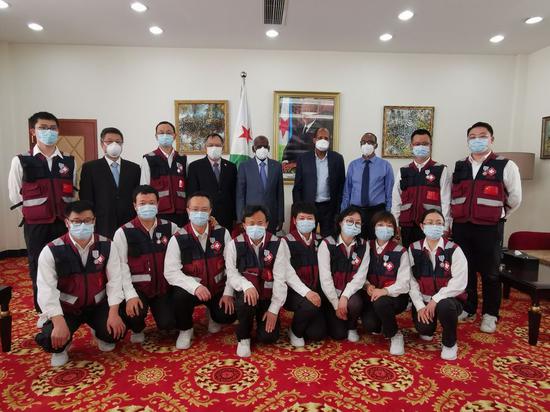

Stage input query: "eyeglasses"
[
  {"left": 36, "top": 126, "right": 58, "bottom": 131},
  {"left": 344, "top": 219, "right": 361, "bottom": 227},
  {"left": 68, "top": 218, "right": 95, "bottom": 225}
]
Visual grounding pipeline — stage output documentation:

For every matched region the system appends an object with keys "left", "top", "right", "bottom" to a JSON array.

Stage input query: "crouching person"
[{"left": 35, "top": 201, "right": 126, "bottom": 367}]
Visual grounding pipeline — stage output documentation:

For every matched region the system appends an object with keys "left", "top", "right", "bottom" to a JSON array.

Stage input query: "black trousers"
[
  {"left": 158, "top": 212, "right": 188, "bottom": 228},
  {"left": 172, "top": 286, "right": 236, "bottom": 331},
  {"left": 35, "top": 300, "right": 120, "bottom": 353},
  {"left": 24, "top": 220, "right": 67, "bottom": 312},
  {"left": 235, "top": 292, "right": 280, "bottom": 342},
  {"left": 323, "top": 292, "right": 363, "bottom": 340},
  {"left": 400, "top": 224, "right": 425, "bottom": 249},
  {"left": 315, "top": 201, "right": 338, "bottom": 238},
  {"left": 284, "top": 289, "right": 327, "bottom": 341},
  {"left": 120, "top": 290, "right": 175, "bottom": 333},
  {"left": 354, "top": 204, "right": 386, "bottom": 240},
  {"left": 452, "top": 221, "right": 504, "bottom": 317},
  {"left": 362, "top": 293, "right": 409, "bottom": 338},
  {"left": 412, "top": 297, "right": 462, "bottom": 347}
]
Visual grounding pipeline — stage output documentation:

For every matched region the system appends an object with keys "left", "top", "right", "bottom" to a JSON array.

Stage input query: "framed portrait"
[
  {"left": 382, "top": 106, "right": 435, "bottom": 158},
  {"left": 541, "top": 116, "right": 550, "bottom": 159},
  {"left": 174, "top": 100, "right": 229, "bottom": 155},
  {"left": 273, "top": 91, "right": 340, "bottom": 183}
]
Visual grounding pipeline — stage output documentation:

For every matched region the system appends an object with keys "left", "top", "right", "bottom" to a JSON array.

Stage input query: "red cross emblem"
[
  {"left": 385, "top": 262, "right": 394, "bottom": 271},
  {"left": 210, "top": 240, "right": 221, "bottom": 252},
  {"left": 263, "top": 250, "right": 273, "bottom": 264},
  {"left": 426, "top": 174, "right": 435, "bottom": 182}
]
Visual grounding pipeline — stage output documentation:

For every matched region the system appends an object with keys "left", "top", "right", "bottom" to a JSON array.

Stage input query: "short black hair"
[
  {"left": 28, "top": 112, "right": 59, "bottom": 129},
  {"left": 100, "top": 127, "right": 123, "bottom": 141},
  {"left": 205, "top": 133, "right": 224, "bottom": 144},
  {"left": 132, "top": 185, "right": 159, "bottom": 203},
  {"left": 155, "top": 121, "right": 176, "bottom": 133},
  {"left": 291, "top": 202, "right": 317, "bottom": 220},
  {"left": 65, "top": 200, "right": 95, "bottom": 217},
  {"left": 334, "top": 205, "right": 363, "bottom": 238},
  {"left": 421, "top": 208, "right": 445, "bottom": 223},
  {"left": 467, "top": 122, "right": 493, "bottom": 136},
  {"left": 371, "top": 211, "right": 398, "bottom": 235},
  {"left": 187, "top": 191, "right": 212, "bottom": 208},
  {"left": 411, "top": 128, "right": 432, "bottom": 143},
  {"left": 242, "top": 205, "right": 270, "bottom": 223}
]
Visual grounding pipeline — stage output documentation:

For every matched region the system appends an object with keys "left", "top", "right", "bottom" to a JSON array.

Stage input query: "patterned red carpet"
[{"left": 0, "top": 257, "right": 549, "bottom": 412}]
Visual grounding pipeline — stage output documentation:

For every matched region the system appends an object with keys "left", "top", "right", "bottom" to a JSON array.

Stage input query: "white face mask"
[
  {"left": 105, "top": 142, "right": 122, "bottom": 158},
  {"left": 315, "top": 139, "right": 330, "bottom": 152},
  {"left": 255, "top": 147, "right": 269, "bottom": 160},
  {"left": 207, "top": 146, "right": 223, "bottom": 160},
  {"left": 361, "top": 143, "right": 375, "bottom": 156}
]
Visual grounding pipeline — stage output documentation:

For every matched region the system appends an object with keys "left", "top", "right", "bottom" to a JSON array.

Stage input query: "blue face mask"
[
  {"left": 375, "top": 226, "right": 394, "bottom": 242},
  {"left": 246, "top": 225, "right": 266, "bottom": 241},
  {"left": 69, "top": 223, "right": 94, "bottom": 240},
  {"left": 412, "top": 145, "right": 430, "bottom": 158},
  {"left": 468, "top": 137, "right": 489, "bottom": 154},
  {"left": 189, "top": 211, "right": 209, "bottom": 227},
  {"left": 423, "top": 224, "right": 445, "bottom": 240},
  {"left": 296, "top": 219, "right": 316, "bottom": 235},
  {"left": 137, "top": 204, "right": 158, "bottom": 220},
  {"left": 157, "top": 134, "right": 174, "bottom": 147},
  {"left": 36, "top": 129, "right": 59, "bottom": 146},
  {"left": 341, "top": 221, "right": 361, "bottom": 237}
]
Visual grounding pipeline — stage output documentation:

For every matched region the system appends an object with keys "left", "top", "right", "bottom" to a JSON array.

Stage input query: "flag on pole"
[{"left": 229, "top": 72, "right": 252, "bottom": 167}]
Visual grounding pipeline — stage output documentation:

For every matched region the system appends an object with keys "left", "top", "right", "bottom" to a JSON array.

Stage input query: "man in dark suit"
[
  {"left": 293, "top": 128, "right": 345, "bottom": 237},
  {"left": 187, "top": 133, "right": 237, "bottom": 231},
  {"left": 236, "top": 136, "right": 284, "bottom": 233},
  {"left": 80, "top": 127, "right": 141, "bottom": 238}
]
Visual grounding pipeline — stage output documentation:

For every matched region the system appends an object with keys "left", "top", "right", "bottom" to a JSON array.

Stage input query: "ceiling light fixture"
[
  {"left": 266, "top": 29, "right": 279, "bottom": 38},
  {"left": 0, "top": 1, "right": 10, "bottom": 10},
  {"left": 379, "top": 33, "right": 393, "bottom": 42},
  {"left": 398, "top": 10, "right": 414, "bottom": 21},
  {"left": 525, "top": 16, "right": 543, "bottom": 25},
  {"left": 490, "top": 34, "right": 504, "bottom": 43},
  {"left": 149, "top": 26, "right": 163, "bottom": 35},
  {"left": 130, "top": 2, "right": 148, "bottom": 13},
  {"left": 28, "top": 22, "right": 44, "bottom": 31}
]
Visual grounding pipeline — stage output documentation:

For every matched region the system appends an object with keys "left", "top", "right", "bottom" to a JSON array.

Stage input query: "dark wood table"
[{"left": 0, "top": 285, "right": 12, "bottom": 352}]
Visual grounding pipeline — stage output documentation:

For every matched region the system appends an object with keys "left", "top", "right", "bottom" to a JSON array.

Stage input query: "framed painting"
[
  {"left": 541, "top": 116, "right": 550, "bottom": 159},
  {"left": 382, "top": 106, "right": 435, "bottom": 158}
]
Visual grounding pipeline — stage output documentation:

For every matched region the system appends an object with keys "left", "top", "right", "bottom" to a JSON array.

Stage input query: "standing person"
[
  {"left": 293, "top": 128, "right": 345, "bottom": 237},
  {"left": 409, "top": 209, "right": 467, "bottom": 361},
  {"left": 451, "top": 122, "right": 521, "bottom": 333},
  {"left": 187, "top": 133, "right": 237, "bottom": 231},
  {"left": 8, "top": 112, "right": 77, "bottom": 318},
  {"left": 80, "top": 127, "right": 141, "bottom": 239},
  {"left": 141, "top": 121, "right": 187, "bottom": 227},
  {"left": 391, "top": 129, "right": 451, "bottom": 248},
  {"left": 341, "top": 133, "right": 394, "bottom": 240},
  {"left": 362, "top": 211, "right": 411, "bottom": 355},
  {"left": 318, "top": 206, "right": 369, "bottom": 342}
]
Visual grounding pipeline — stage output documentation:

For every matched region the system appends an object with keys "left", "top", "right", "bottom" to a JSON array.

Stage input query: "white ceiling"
[{"left": 1, "top": 0, "right": 550, "bottom": 55}]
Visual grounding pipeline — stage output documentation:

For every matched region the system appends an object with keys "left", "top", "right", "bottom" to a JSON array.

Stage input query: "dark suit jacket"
[
  {"left": 292, "top": 150, "right": 346, "bottom": 211},
  {"left": 236, "top": 157, "right": 284, "bottom": 231},
  {"left": 79, "top": 157, "right": 141, "bottom": 238},
  {"left": 187, "top": 156, "right": 237, "bottom": 231}
]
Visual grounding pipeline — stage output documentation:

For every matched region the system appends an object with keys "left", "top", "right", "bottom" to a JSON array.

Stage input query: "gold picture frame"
[
  {"left": 273, "top": 91, "right": 340, "bottom": 183},
  {"left": 541, "top": 116, "right": 550, "bottom": 159},
  {"left": 174, "top": 100, "right": 229, "bottom": 155}
]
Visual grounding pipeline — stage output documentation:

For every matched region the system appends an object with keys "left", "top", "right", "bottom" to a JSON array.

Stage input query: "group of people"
[{"left": 7, "top": 111, "right": 522, "bottom": 368}]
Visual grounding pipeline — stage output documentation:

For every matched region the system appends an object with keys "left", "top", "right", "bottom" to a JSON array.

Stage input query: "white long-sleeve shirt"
[
  {"left": 164, "top": 225, "right": 234, "bottom": 297},
  {"left": 391, "top": 158, "right": 451, "bottom": 230},
  {"left": 277, "top": 234, "right": 316, "bottom": 297},
  {"left": 140, "top": 147, "right": 175, "bottom": 185},
  {"left": 112, "top": 219, "right": 179, "bottom": 301},
  {"left": 408, "top": 238, "right": 468, "bottom": 311},
  {"left": 365, "top": 241, "right": 411, "bottom": 296},
  {"left": 37, "top": 234, "right": 124, "bottom": 319},
  {"left": 318, "top": 236, "right": 370, "bottom": 310},
  {"left": 224, "top": 235, "right": 287, "bottom": 315}
]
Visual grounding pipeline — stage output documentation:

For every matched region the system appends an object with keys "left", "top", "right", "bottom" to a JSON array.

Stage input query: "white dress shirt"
[
  {"left": 408, "top": 238, "right": 468, "bottom": 311},
  {"left": 318, "top": 236, "right": 370, "bottom": 310},
  {"left": 315, "top": 153, "right": 331, "bottom": 202},
  {"left": 365, "top": 241, "right": 411, "bottom": 296},
  {"left": 140, "top": 147, "right": 175, "bottom": 185},
  {"left": 37, "top": 234, "right": 124, "bottom": 319},
  {"left": 277, "top": 233, "right": 316, "bottom": 297}
]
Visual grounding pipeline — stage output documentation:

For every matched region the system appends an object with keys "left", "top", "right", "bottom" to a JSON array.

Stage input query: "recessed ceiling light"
[
  {"left": 379, "top": 33, "right": 393, "bottom": 42},
  {"left": 28, "top": 22, "right": 44, "bottom": 31},
  {"left": 149, "top": 26, "right": 163, "bottom": 35},
  {"left": 130, "top": 2, "right": 147, "bottom": 13},
  {"left": 490, "top": 34, "right": 504, "bottom": 43},
  {"left": 525, "top": 16, "right": 543, "bottom": 25},
  {"left": 0, "top": 1, "right": 10, "bottom": 10},
  {"left": 398, "top": 10, "right": 414, "bottom": 21},
  {"left": 266, "top": 29, "right": 279, "bottom": 38}
]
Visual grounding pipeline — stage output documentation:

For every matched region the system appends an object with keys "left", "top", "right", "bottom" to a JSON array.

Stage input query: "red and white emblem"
[
  {"left": 487, "top": 167, "right": 496, "bottom": 176},
  {"left": 351, "top": 252, "right": 361, "bottom": 266},
  {"left": 94, "top": 254, "right": 105, "bottom": 265},
  {"left": 426, "top": 174, "right": 435, "bottom": 182},
  {"left": 440, "top": 261, "right": 450, "bottom": 271},
  {"left": 210, "top": 240, "right": 221, "bottom": 252},
  {"left": 58, "top": 163, "right": 69, "bottom": 175},
  {"left": 384, "top": 262, "right": 394, "bottom": 271},
  {"left": 161, "top": 236, "right": 168, "bottom": 245},
  {"left": 263, "top": 250, "right": 273, "bottom": 264},
  {"left": 176, "top": 162, "right": 184, "bottom": 174}
]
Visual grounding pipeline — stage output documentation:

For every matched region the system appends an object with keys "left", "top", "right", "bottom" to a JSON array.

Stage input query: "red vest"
[
  {"left": 144, "top": 148, "right": 187, "bottom": 214},
  {"left": 451, "top": 152, "right": 508, "bottom": 225},
  {"left": 122, "top": 217, "right": 173, "bottom": 298},
  {"left": 324, "top": 236, "right": 367, "bottom": 296},
  {"left": 48, "top": 233, "right": 110, "bottom": 314},
  {"left": 235, "top": 232, "right": 280, "bottom": 300},
  {"left": 409, "top": 239, "right": 466, "bottom": 301},
  {"left": 284, "top": 230, "right": 320, "bottom": 290},
  {"left": 399, "top": 159, "right": 445, "bottom": 226},
  {"left": 174, "top": 223, "right": 227, "bottom": 295},
  {"left": 367, "top": 240, "right": 406, "bottom": 289},
  {"left": 18, "top": 150, "right": 76, "bottom": 224}
]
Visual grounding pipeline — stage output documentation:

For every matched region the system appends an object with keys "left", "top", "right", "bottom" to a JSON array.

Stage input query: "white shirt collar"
[
  {"left": 191, "top": 223, "right": 209, "bottom": 239},
  {"left": 159, "top": 146, "right": 175, "bottom": 159},
  {"left": 105, "top": 156, "right": 121, "bottom": 167},
  {"left": 255, "top": 157, "right": 267, "bottom": 166},
  {"left": 375, "top": 240, "right": 389, "bottom": 253},
  {"left": 414, "top": 157, "right": 431, "bottom": 170},
  {"left": 315, "top": 151, "right": 328, "bottom": 161},
  {"left": 422, "top": 237, "right": 445, "bottom": 253},
  {"left": 33, "top": 145, "right": 63, "bottom": 159},
  {"left": 298, "top": 231, "right": 313, "bottom": 245},
  {"left": 68, "top": 234, "right": 94, "bottom": 252},
  {"left": 468, "top": 151, "right": 492, "bottom": 164},
  {"left": 337, "top": 235, "right": 356, "bottom": 248},
  {"left": 138, "top": 218, "right": 157, "bottom": 236}
]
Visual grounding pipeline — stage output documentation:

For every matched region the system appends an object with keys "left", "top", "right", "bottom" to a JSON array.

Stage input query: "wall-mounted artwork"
[
  {"left": 541, "top": 116, "right": 550, "bottom": 159},
  {"left": 382, "top": 106, "right": 435, "bottom": 158}
]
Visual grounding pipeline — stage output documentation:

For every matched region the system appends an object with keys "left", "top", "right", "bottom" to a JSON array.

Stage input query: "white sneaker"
[
  {"left": 420, "top": 334, "right": 433, "bottom": 341},
  {"left": 441, "top": 343, "right": 458, "bottom": 360},
  {"left": 288, "top": 328, "right": 305, "bottom": 348},
  {"left": 51, "top": 349, "right": 69, "bottom": 367},
  {"left": 36, "top": 314, "right": 48, "bottom": 328},
  {"left": 390, "top": 332, "right": 405, "bottom": 355},
  {"left": 236, "top": 339, "right": 251, "bottom": 357},
  {"left": 130, "top": 331, "right": 145, "bottom": 343},
  {"left": 347, "top": 329, "right": 360, "bottom": 342},
  {"left": 176, "top": 328, "right": 193, "bottom": 350},
  {"left": 97, "top": 338, "right": 116, "bottom": 352},
  {"left": 207, "top": 311, "right": 222, "bottom": 334},
  {"left": 480, "top": 314, "right": 497, "bottom": 333},
  {"left": 458, "top": 310, "right": 475, "bottom": 322}
]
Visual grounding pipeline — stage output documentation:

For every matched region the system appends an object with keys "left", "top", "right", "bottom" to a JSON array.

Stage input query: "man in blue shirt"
[{"left": 341, "top": 132, "right": 394, "bottom": 239}]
